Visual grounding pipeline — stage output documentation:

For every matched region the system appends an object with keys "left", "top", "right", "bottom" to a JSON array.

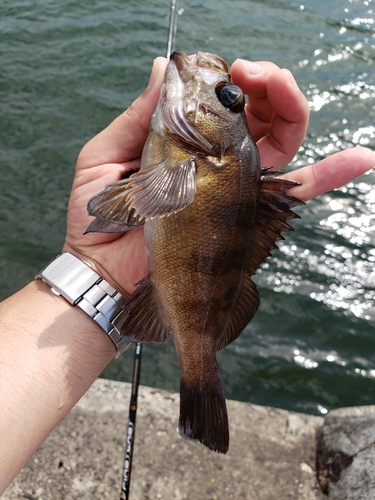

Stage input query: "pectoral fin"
[
  {"left": 87, "top": 178, "right": 145, "bottom": 229},
  {"left": 86, "top": 155, "right": 196, "bottom": 234},
  {"left": 124, "top": 156, "right": 196, "bottom": 219},
  {"left": 84, "top": 217, "right": 137, "bottom": 234}
]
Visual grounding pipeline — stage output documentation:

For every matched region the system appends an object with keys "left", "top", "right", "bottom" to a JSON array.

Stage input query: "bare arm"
[{"left": 0, "top": 280, "right": 114, "bottom": 491}]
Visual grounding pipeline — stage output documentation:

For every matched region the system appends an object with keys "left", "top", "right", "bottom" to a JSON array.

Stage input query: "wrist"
[
  {"left": 34, "top": 278, "right": 116, "bottom": 364},
  {"left": 36, "top": 252, "right": 130, "bottom": 357},
  {"left": 62, "top": 242, "right": 128, "bottom": 297}
]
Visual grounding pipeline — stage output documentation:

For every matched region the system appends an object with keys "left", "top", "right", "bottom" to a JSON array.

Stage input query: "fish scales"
[
  {"left": 86, "top": 51, "right": 304, "bottom": 454},
  {"left": 147, "top": 155, "right": 258, "bottom": 334}
]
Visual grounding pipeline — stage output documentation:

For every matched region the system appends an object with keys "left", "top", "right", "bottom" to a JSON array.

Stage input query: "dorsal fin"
[{"left": 247, "top": 167, "right": 304, "bottom": 277}]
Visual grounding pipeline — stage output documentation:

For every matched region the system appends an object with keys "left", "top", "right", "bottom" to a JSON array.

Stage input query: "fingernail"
[
  {"left": 239, "top": 60, "right": 262, "bottom": 75},
  {"left": 147, "top": 57, "right": 167, "bottom": 91},
  {"left": 147, "top": 59, "right": 158, "bottom": 90}
]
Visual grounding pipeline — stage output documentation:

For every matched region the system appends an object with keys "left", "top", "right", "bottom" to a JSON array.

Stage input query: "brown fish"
[{"left": 86, "top": 51, "right": 304, "bottom": 454}]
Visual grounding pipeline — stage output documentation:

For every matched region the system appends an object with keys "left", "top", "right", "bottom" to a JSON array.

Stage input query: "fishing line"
[{"left": 120, "top": 2, "right": 178, "bottom": 498}]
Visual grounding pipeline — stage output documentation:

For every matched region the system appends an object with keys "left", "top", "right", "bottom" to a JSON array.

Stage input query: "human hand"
[
  {"left": 63, "top": 56, "right": 374, "bottom": 296},
  {"left": 230, "top": 59, "right": 374, "bottom": 201},
  {"left": 63, "top": 57, "right": 169, "bottom": 295}
]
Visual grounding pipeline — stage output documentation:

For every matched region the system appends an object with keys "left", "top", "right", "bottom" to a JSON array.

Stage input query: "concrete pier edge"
[{"left": 3, "top": 378, "right": 375, "bottom": 499}]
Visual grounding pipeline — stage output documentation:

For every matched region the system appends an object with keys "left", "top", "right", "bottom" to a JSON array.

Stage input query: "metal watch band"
[{"left": 35, "top": 252, "right": 129, "bottom": 356}]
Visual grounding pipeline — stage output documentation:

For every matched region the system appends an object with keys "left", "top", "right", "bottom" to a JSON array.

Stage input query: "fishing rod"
[
  {"left": 120, "top": 2, "right": 178, "bottom": 498},
  {"left": 120, "top": 342, "right": 142, "bottom": 499},
  {"left": 166, "top": 0, "right": 177, "bottom": 59}
]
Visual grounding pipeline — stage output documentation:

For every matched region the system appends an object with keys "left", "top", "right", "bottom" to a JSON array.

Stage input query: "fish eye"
[{"left": 215, "top": 82, "right": 245, "bottom": 113}]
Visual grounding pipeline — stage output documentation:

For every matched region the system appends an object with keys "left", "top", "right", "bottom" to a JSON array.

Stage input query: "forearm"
[{"left": 0, "top": 279, "right": 115, "bottom": 493}]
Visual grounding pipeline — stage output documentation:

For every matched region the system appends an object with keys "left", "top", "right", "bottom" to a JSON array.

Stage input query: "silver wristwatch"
[{"left": 36, "top": 252, "right": 129, "bottom": 356}]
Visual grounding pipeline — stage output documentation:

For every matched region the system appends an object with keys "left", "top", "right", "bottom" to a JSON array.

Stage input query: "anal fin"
[{"left": 217, "top": 275, "right": 260, "bottom": 351}]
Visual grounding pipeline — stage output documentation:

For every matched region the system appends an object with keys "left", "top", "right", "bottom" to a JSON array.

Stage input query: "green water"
[{"left": 1, "top": 0, "right": 374, "bottom": 415}]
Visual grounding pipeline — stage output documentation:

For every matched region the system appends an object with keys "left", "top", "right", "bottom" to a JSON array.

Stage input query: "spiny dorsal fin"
[{"left": 247, "top": 167, "right": 305, "bottom": 278}]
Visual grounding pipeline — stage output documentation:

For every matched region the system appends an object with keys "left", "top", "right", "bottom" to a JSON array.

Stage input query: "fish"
[{"left": 86, "top": 51, "right": 304, "bottom": 454}]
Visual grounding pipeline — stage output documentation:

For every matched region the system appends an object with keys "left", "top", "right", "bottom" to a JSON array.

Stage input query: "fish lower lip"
[
  {"left": 170, "top": 50, "right": 197, "bottom": 59},
  {"left": 169, "top": 50, "right": 184, "bottom": 59},
  {"left": 169, "top": 51, "right": 197, "bottom": 83},
  {"left": 169, "top": 50, "right": 190, "bottom": 64}
]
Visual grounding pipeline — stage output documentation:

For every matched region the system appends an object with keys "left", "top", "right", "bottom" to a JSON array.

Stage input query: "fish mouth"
[
  {"left": 169, "top": 51, "right": 229, "bottom": 85},
  {"left": 169, "top": 51, "right": 196, "bottom": 84}
]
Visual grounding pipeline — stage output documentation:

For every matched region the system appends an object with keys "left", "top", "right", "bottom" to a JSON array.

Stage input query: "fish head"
[{"left": 155, "top": 51, "right": 249, "bottom": 160}]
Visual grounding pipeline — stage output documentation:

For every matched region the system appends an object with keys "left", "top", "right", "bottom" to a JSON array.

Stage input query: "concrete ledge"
[
  {"left": 6, "top": 380, "right": 375, "bottom": 499},
  {"left": 317, "top": 406, "right": 375, "bottom": 499},
  {"left": 4, "top": 379, "right": 324, "bottom": 500}
]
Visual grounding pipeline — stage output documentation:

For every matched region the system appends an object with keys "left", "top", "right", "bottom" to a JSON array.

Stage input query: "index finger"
[
  {"left": 283, "top": 147, "right": 375, "bottom": 202},
  {"left": 231, "top": 59, "right": 309, "bottom": 168}
]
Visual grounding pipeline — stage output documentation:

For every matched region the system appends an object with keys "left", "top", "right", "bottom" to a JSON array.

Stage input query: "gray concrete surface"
[
  {"left": 3, "top": 379, "right": 324, "bottom": 500},
  {"left": 317, "top": 406, "right": 375, "bottom": 500}
]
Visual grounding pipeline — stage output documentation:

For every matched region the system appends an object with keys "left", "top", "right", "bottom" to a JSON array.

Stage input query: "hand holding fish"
[
  {"left": 230, "top": 58, "right": 374, "bottom": 201},
  {"left": 64, "top": 55, "right": 374, "bottom": 295},
  {"left": 64, "top": 53, "right": 374, "bottom": 454}
]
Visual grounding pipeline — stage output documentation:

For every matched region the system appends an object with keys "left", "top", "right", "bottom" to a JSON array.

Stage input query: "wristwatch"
[{"left": 36, "top": 252, "right": 129, "bottom": 356}]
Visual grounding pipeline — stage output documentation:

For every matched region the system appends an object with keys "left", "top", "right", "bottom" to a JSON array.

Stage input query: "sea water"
[{"left": 0, "top": 0, "right": 374, "bottom": 415}]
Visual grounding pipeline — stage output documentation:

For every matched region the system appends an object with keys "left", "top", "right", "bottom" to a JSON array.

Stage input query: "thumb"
[{"left": 78, "top": 56, "right": 168, "bottom": 169}]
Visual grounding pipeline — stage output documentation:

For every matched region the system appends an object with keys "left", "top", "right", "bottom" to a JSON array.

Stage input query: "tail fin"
[{"left": 179, "top": 372, "right": 229, "bottom": 454}]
